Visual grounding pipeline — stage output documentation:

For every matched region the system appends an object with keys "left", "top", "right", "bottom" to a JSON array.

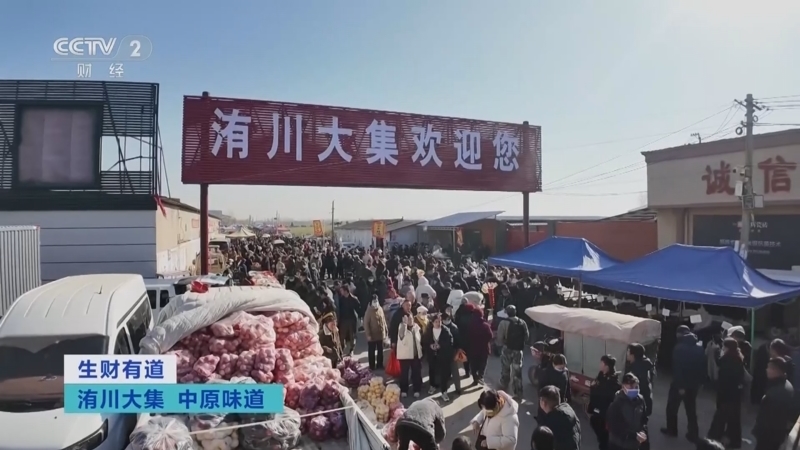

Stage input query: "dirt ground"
[{"left": 352, "top": 336, "right": 759, "bottom": 450}]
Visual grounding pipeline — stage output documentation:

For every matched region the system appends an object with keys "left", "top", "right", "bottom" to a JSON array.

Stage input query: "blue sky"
[{"left": 2, "top": 0, "right": 799, "bottom": 220}]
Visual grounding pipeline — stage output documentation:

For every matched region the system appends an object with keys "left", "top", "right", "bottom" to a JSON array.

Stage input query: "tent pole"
[
  {"left": 680, "top": 302, "right": 684, "bottom": 319},
  {"left": 577, "top": 280, "right": 582, "bottom": 308},
  {"left": 750, "top": 308, "right": 756, "bottom": 363}
]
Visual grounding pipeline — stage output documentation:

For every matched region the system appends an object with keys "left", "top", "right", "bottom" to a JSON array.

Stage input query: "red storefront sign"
[
  {"left": 181, "top": 96, "right": 542, "bottom": 192},
  {"left": 702, "top": 156, "right": 797, "bottom": 196}
]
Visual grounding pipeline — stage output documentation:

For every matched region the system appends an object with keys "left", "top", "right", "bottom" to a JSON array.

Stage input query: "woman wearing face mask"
[
  {"left": 588, "top": 355, "right": 622, "bottom": 450},
  {"left": 415, "top": 306, "right": 429, "bottom": 331},
  {"left": 397, "top": 312, "right": 424, "bottom": 398},
  {"left": 606, "top": 373, "right": 647, "bottom": 450},
  {"left": 364, "top": 294, "right": 389, "bottom": 370},
  {"left": 422, "top": 314, "right": 455, "bottom": 401},
  {"left": 470, "top": 389, "right": 519, "bottom": 450}
]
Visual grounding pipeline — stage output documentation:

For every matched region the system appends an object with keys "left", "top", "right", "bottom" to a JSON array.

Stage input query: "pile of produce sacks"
[
  {"left": 352, "top": 376, "right": 405, "bottom": 428},
  {"left": 136, "top": 287, "right": 350, "bottom": 446},
  {"left": 239, "top": 408, "right": 302, "bottom": 450},
  {"left": 169, "top": 313, "right": 344, "bottom": 442},
  {"left": 337, "top": 356, "right": 372, "bottom": 388},
  {"left": 247, "top": 271, "right": 282, "bottom": 288},
  {"left": 380, "top": 405, "right": 407, "bottom": 444},
  {"left": 166, "top": 310, "right": 333, "bottom": 385},
  {"left": 190, "top": 415, "right": 239, "bottom": 450},
  {"left": 294, "top": 378, "right": 349, "bottom": 440},
  {"left": 126, "top": 416, "right": 194, "bottom": 450},
  {"left": 127, "top": 408, "right": 302, "bottom": 450}
]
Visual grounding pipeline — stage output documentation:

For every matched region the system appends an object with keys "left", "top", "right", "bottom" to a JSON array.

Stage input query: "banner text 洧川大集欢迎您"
[{"left": 181, "top": 97, "right": 542, "bottom": 193}]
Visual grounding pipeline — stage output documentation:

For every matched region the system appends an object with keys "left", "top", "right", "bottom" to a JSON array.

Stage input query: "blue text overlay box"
[
  {"left": 64, "top": 384, "right": 284, "bottom": 414},
  {"left": 64, "top": 355, "right": 177, "bottom": 384}
]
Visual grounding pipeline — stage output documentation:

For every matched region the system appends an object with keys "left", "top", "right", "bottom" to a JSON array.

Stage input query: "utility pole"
[
  {"left": 330, "top": 201, "right": 335, "bottom": 242},
  {"left": 735, "top": 93, "right": 762, "bottom": 259}
]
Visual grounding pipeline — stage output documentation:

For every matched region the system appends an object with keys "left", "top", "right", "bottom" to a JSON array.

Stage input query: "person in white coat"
[
  {"left": 470, "top": 389, "right": 519, "bottom": 450},
  {"left": 397, "top": 311, "right": 424, "bottom": 397},
  {"left": 416, "top": 276, "right": 437, "bottom": 307}
]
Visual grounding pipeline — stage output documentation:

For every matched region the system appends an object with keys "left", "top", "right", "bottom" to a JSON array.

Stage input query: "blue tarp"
[
  {"left": 581, "top": 244, "right": 800, "bottom": 308},
  {"left": 488, "top": 236, "right": 621, "bottom": 278}
]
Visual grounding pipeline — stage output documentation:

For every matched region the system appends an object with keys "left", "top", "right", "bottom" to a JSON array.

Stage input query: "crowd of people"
[{"left": 216, "top": 235, "right": 800, "bottom": 450}]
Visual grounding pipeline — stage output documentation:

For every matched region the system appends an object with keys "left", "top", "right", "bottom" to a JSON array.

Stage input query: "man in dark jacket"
[
  {"left": 537, "top": 385, "right": 580, "bottom": 450},
  {"left": 588, "top": 355, "right": 622, "bottom": 450},
  {"left": 539, "top": 354, "right": 571, "bottom": 404},
  {"left": 607, "top": 373, "right": 648, "bottom": 450},
  {"left": 337, "top": 286, "right": 360, "bottom": 355},
  {"left": 442, "top": 313, "right": 462, "bottom": 395},
  {"left": 498, "top": 305, "right": 529, "bottom": 399},
  {"left": 753, "top": 357, "right": 795, "bottom": 450},
  {"left": 661, "top": 325, "right": 706, "bottom": 442},
  {"left": 396, "top": 397, "right": 446, "bottom": 450},
  {"left": 625, "top": 343, "right": 654, "bottom": 450}
]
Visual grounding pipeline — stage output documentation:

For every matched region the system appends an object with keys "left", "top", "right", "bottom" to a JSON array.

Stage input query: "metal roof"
[
  {"left": 598, "top": 206, "right": 657, "bottom": 222},
  {"left": 338, "top": 219, "right": 403, "bottom": 230},
  {"left": 420, "top": 211, "right": 504, "bottom": 228},
  {"left": 499, "top": 215, "right": 606, "bottom": 223},
  {"left": 386, "top": 220, "right": 425, "bottom": 232}
]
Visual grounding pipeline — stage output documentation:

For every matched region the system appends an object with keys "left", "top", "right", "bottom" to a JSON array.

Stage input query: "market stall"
[
  {"left": 581, "top": 244, "right": 800, "bottom": 365},
  {"left": 488, "top": 236, "right": 621, "bottom": 305}
]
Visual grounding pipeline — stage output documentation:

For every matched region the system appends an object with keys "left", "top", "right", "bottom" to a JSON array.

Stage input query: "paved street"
[{"left": 352, "top": 337, "right": 759, "bottom": 449}]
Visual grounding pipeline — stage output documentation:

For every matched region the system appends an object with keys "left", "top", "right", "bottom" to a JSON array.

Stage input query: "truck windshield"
[
  {"left": 0, "top": 335, "right": 108, "bottom": 410},
  {"left": 0, "top": 335, "right": 108, "bottom": 380}
]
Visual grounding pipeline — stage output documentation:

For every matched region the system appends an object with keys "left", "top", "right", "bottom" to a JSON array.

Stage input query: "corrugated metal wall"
[
  {"left": 0, "top": 210, "right": 156, "bottom": 282},
  {"left": 0, "top": 226, "right": 41, "bottom": 315}
]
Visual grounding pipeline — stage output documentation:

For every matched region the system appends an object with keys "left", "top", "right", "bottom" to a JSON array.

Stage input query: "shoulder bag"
[{"left": 475, "top": 417, "right": 488, "bottom": 450}]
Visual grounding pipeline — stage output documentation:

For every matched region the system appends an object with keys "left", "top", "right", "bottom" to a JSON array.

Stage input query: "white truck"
[{"left": 0, "top": 226, "right": 41, "bottom": 317}]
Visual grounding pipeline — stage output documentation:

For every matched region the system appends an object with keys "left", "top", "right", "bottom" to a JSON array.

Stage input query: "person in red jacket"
[{"left": 462, "top": 302, "right": 493, "bottom": 385}]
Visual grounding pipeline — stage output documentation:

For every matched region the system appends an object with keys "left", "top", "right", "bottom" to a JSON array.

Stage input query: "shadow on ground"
[{"left": 350, "top": 332, "right": 759, "bottom": 450}]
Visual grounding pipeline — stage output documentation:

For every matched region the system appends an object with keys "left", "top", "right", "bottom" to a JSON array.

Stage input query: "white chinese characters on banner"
[
  {"left": 493, "top": 131, "right": 520, "bottom": 172},
  {"left": 454, "top": 129, "right": 482, "bottom": 170},
  {"left": 411, "top": 124, "right": 443, "bottom": 167},
  {"left": 317, "top": 117, "right": 354, "bottom": 162},
  {"left": 365, "top": 120, "right": 399, "bottom": 165},
  {"left": 212, "top": 109, "right": 251, "bottom": 159},
  {"left": 268, "top": 113, "right": 303, "bottom": 161},
  {"left": 208, "top": 107, "right": 525, "bottom": 171}
]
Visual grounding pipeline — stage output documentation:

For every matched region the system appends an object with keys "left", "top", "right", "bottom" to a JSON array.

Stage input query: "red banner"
[{"left": 182, "top": 96, "right": 542, "bottom": 192}]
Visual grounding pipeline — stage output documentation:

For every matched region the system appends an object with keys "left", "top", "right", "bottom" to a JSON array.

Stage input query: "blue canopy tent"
[
  {"left": 581, "top": 244, "right": 800, "bottom": 349},
  {"left": 581, "top": 244, "right": 800, "bottom": 308},
  {"left": 488, "top": 236, "right": 621, "bottom": 278},
  {"left": 489, "top": 237, "right": 621, "bottom": 306}
]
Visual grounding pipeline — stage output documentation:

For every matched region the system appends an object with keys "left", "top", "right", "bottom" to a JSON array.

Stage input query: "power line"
[
  {"left": 755, "top": 94, "right": 800, "bottom": 101},
  {"left": 543, "top": 105, "right": 733, "bottom": 190},
  {"left": 549, "top": 127, "right": 719, "bottom": 153},
  {"left": 539, "top": 190, "right": 646, "bottom": 197},
  {"left": 547, "top": 163, "right": 646, "bottom": 191}
]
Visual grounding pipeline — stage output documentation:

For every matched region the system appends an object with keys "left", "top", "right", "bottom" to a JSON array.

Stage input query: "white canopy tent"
[{"left": 226, "top": 227, "right": 256, "bottom": 239}]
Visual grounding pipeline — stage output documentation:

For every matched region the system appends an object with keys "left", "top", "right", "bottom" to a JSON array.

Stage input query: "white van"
[{"left": 0, "top": 274, "right": 152, "bottom": 450}]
